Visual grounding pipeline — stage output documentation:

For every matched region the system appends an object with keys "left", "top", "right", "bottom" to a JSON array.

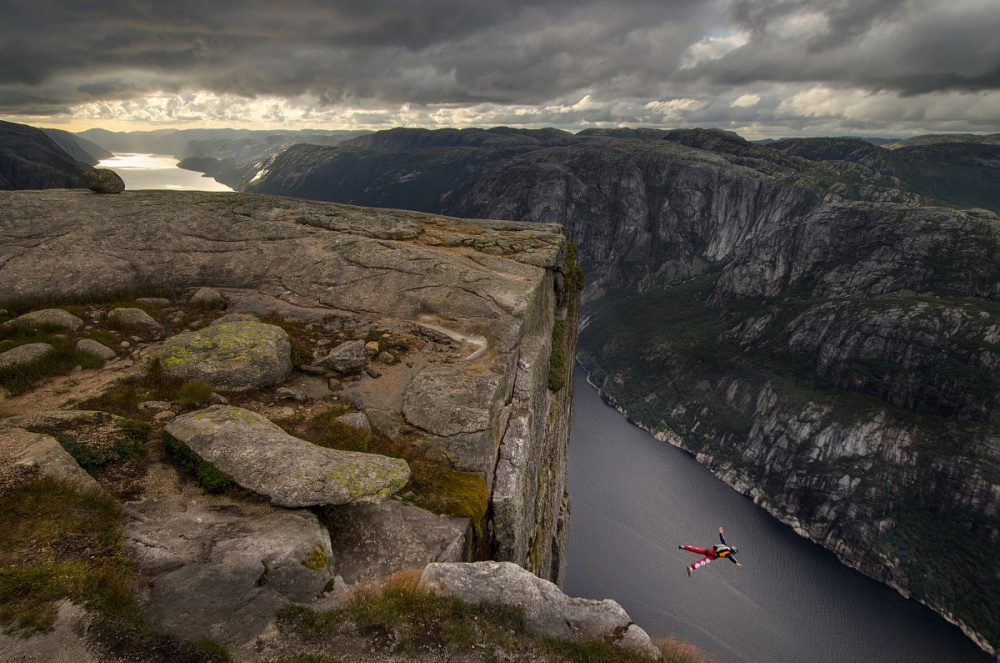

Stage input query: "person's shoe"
[
  {"left": 678, "top": 545, "right": 683, "bottom": 549},
  {"left": 687, "top": 567, "right": 691, "bottom": 577}
]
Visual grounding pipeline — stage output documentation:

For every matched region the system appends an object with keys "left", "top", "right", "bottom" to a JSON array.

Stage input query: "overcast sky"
[{"left": 1, "top": 0, "right": 999, "bottom": 138}]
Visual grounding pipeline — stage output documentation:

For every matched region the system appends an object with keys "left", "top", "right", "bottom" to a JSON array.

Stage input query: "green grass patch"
[
  {"left": 176, "top": 380, "right": 215, "bottom": 408},
  {"left": 279, "top": 572, "right": 705, "bottom": 662},
  {"left": 0, "top": 333, "right": 106, "bottom": 396},
  {"left": 0, "top": 477, "right": 139, "bottom": 633},
  {"left": 162, "top": 432, "right": 252, "bottom": 498},
  {"left": 77, "top": 360, "right": 217, "bottom": 420}
]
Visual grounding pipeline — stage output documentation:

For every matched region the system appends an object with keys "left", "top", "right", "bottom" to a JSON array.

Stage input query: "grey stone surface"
[
  {"left": 107, "top": 307, "right": 162, "bottom": 330},
  {"left": 158, "top": 321, "right": 292, "bottom": 391},
  {"left": 3, "top": 308, "right": 83, "bottom": 332},
  {"left": 0, "top": 342, "right": 54, "bottom": 369},
  {"left": 321, "top": 339, "right": 368, "bottom": 375},
  {"left": 190, "top": 287, "right": 225, "bottom": 304},
  {"left": 0, "top": 600, "right": 98, "bottom": 663},
  {"left": 324, "top": 501, "right": 468, "bottom": 584},
  {"left": 165, "top": 405, "right": 410, "bottom": 507},
  {"left": 126, "top": 482, "right": 335, "bottom": 660},
  {"left": 80, "top": 168, "right": 125, "bottom": 193},
  {"left": 75, "top": 337, "right": 117, "bottom": 360},
  {"left": 4, "top": 427, "right": 102, "bottom": 492},
  {"left": 420, "top": 561, "right": 645, "bottom": 645}
]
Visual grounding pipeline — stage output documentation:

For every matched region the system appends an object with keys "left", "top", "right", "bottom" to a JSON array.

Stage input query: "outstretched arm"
[
  {"left": 729, "top": 555, "right": 742, "bottom": 566},
  {"left": 719, "top": 526, "right": 727, "bottom": 546}
]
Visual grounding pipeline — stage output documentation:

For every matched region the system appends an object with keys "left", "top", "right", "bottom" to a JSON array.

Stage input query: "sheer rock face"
[{"left": 0, "top": 189, "right": 577, "bottom": 584}]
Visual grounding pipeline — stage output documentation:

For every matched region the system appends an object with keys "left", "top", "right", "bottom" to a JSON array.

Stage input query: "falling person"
[{"left": 680, "top": 526, "right": 742, "bottom": 576}]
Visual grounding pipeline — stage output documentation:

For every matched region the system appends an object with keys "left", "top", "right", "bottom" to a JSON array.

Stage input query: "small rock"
[
  {"left": 76, "top": 338, "right": 116, "bottom": 360},
  {"left": 108, "top": 307, "right": 162, "bottom": 330},
  {"left": 365, "top": 341, "right": 380, "bottom": 356},
  {"left": 336, "top": 412, "right": 372, "bottom": 443},
  {"left": 71, "top": 365, "right": 83, "bottom": 373},
  {"left": 189, "top": 287, "right": 225, "bottom": 305},
  {"left": 121, "top": 341, "right": 130, "bottom": 348},
  {"left": 316, "top": 339, "right": 331, "bottom": 347},
  {"left": 138, "top": 401, "right": 173, "bottom": 411},
  {"left": 153, "top": 411, "right": 176, "bottom": 424},
  {"left": 298, "top": 364, "right": 327, "bottom": 376},
  {"left": 81, "top": 168, "right": 125, "bottom": 194},
  {"left": 377, "top": 351, "right": 397, "bottom": 365},
  {"left": 321, "top": 340, "right": 368, "bottom": 375},
  {"left": 208, "top": 392, "right": 229, "bottom": 405},
  {"left": 367, "top": 368, "right": 382, "bottom": 379},
  {"left": 328, "top": 379, "right": 343, "bottom": 392},
  {"left": 275, "top": 406, "right": 296, "bottom": 418},
  {"left": 276, "top": 387, "right": 309, "bottom": 403},
  {"left": 122, "top": 359, "right": 134, "bottom": 368}
]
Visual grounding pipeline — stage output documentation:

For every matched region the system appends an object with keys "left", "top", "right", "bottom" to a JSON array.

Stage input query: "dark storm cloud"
[
  {"left": 690, "top": 0, "right": 1000, "bottom": 95},
  {"left": 0, "top": 0, "right": 998, "bottom": 132},
  {"left": 0, "top": 0, "right": 706, "bottom": 113}
]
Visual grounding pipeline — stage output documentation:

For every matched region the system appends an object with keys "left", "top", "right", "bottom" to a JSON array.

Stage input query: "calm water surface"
[
  {"left": 97, "top": 153, "right": 233, "bottom": 191},
  {"left": 565, "top": 366, "right": 990, "bottom": 663}
]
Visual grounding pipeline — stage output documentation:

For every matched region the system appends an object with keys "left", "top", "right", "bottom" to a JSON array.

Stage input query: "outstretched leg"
[
  {"left": 679, "top": 545, "right": 711, "bottom": 555},
  {"left": 688, "top": 555, "right": 715, "bottom": 575}
]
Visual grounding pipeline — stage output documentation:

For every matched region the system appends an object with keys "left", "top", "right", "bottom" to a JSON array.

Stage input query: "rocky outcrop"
[
  {"left": 164, "top": 405, "right": 410, "bottom": 507},
  {"left": 0, "top": 342, "right": 54, "bottom": 369},
  {"left": 0, "top": 188, "right": 577, "bottom": 585},
  {"left": 420, "top": 561, "right": 659, "bottom": 658}
]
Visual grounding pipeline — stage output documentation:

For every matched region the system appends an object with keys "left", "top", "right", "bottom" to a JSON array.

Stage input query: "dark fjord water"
[
  {"left": 564, "top": 367, "right": 989, "bottom": 663},
  {"left": 97, "top": 153, "right": 233, "bottom": 191}
]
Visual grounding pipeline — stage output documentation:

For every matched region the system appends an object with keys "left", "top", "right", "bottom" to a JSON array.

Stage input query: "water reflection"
[{"left": 96, "top": 153, "right": 233, "bottom": 192}]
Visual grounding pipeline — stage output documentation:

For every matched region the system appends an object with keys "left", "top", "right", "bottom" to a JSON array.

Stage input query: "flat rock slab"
[
  {"left": 165, "top": 405, "right": 410, "bottom": 507},
  {"left": 2, "top": 308, "right": 84, "bottom": 332},
  {"left": 0, "top": 342, "right": 54, "bottom": 369},
  {"left": 5, "top": 427, "right": 102, "bottom": 492},
  {"left": 126, "top": 480, "right": 334, "bottom": 660},
  {"left": 420, "top": 561, "right": 637, "bottom": 642},
  {"left": 323, "top": 501, "right": 468, "bottom": 584},
  {"left": 158, "top": 321, "right": 292, "bottom": 391}
]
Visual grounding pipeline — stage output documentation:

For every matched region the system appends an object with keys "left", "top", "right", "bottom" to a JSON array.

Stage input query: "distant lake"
[
  {"left": 96, "top": 153, "right": 233, "bottom": 191},
  {"left": 565, "top": 366, "right": 990, "bottom": 663}
]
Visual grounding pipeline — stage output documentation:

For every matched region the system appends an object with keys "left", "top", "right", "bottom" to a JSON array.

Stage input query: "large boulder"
[
  {"left": 80, "top": 168, "right": 125, "bottom": 194},
  {"left": 164, "top": 405, "right": 410, "bottom": 507},
  {"left": 420, "top": 561, "right": 653, "bottom": 650},
  {"left": 158, "top": 321, "right": 292, "bottom": 391},
  {"left": 0, "top": 342, "right": 54, "bottom": 369},
  {"left": 2, "top": 308, "right": 83, "bottom": 332}
]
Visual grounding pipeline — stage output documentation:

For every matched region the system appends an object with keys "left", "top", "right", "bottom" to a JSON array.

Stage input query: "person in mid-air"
[{"left": 679, "top": 526, "right": 742, "bottom": 576}]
